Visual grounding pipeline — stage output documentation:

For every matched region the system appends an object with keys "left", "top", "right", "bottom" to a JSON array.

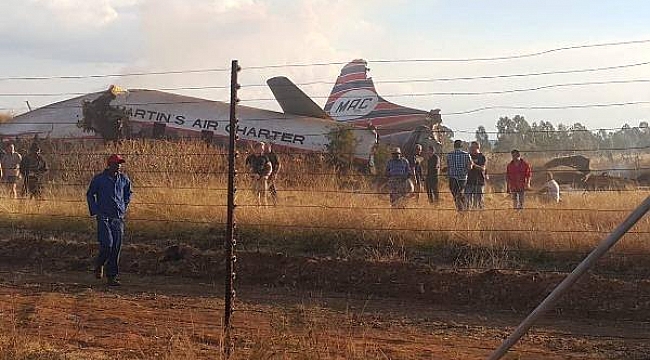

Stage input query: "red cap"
[{"left": 107, "top": 154, "right": 125, "bottom": 166}]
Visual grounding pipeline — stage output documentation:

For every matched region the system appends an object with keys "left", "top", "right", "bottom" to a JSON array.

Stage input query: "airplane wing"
[{"left": 267, "top": 76, "right": 330, "bottom": 119}]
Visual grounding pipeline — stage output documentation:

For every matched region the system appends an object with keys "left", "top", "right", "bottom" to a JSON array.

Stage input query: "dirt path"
[
  {"left": 1, "top": 268, "right": 649, "bottom": 360},
  {"left": 2, "top": 235, "right": 650, "bottom": 321},
  {"left": 1, "top": 232, "right": 650, "bottom": 359}
]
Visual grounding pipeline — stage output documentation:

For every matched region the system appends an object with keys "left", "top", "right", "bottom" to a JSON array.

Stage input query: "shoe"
[
  {"left": 107, "top": 277, "right": 121, "bottom": 286},
  {"left": 94, "top": 266, "right": 104, "bottom": 279}
]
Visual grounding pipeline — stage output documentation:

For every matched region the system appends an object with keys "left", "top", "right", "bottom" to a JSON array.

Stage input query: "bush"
[{"left": 325, "top": 125, "right": 358, "bottom": 171}]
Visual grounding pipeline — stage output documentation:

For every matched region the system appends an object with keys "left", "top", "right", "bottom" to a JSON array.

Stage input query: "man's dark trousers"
[
  {"left": 448, "top": 178, "right": 467, "bottom": 211},
  {"left": 426, "top": 176, "right": 439, "bottom": 203},
  {"left": 95, "top": 217, "right": 124, "bottom": 278}
]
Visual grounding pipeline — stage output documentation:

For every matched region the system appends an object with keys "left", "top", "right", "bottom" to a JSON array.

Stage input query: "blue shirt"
[
  {"left": 446, "top": 149, "right": 472, "bottom": 180},
  {"left": 386, "top": 157, "right": 411, "bottom": 178},
  {"left": 87, "top": 170, "right": 132, "bottom": 219}
]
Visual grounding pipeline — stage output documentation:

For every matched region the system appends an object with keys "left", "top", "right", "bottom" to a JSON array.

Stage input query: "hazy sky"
[{"left": 0, "top": 0, "right": 648, "bottom": 137}]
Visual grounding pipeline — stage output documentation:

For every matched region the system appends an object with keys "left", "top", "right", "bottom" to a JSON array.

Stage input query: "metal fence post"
[
  {"left": 487, "top": 195, "right": 650, "bottom": 360},
  {"left": 224, "top": 59, "right": 240, "bottom": 356}
]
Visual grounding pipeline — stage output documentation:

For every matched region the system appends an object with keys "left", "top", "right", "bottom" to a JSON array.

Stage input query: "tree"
[
  {"left": 569, "top": 122, "right": 598, "bottom": 150},
  {"left": 555, "top": 123, "right": 571, "bottom": 151},
  {"left": 475, "top": 125, "right": 491, "bottom": 151},
  {"left": 325, "top": 125, "right": 358, "bottom": 170},
  {"left": 494, "top": 115, "right": 531, "bottom": 151},
  {"left": 530, "top": 120, "right": 556, "bottom": 150},
  {"left": 639, "top": 121, "right": 650, "bottom": 148},
  {"left": 495, "top": 116, "right": 516, "bottom": 150},
  {"left": 596, "top": 129, "right": 612, "bottom": 150},
  {"left": 611, "top": 124, "right": 632, "bottom": 148}
]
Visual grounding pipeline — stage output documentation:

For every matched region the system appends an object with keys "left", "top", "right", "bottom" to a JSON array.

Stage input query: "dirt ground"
[{"left": 1, "top": 233, "right": 650, "bottom": 359}]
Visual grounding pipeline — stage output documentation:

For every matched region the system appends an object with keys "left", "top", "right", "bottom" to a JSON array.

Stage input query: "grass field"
[
  {"left": 3, "top": 139, "right": 649, "bottom": 259},
  {"left": 1, "top": 139, "right": 649, "bottom": 359}
]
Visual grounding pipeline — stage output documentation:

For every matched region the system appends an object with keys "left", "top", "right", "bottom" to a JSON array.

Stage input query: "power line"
[
  {"left": 0, "top": 39, "right": 646, "bottom": 82},
  {"left": 442, "top": 101, "right": 650, "bottom": 116},
  {"left": 403, "top": 79, "right": 650, "bottom": 96},
  {"left": 6, "top": 77, "right": 650, "bottom": 98},
  {"left": 3, "top": 121, "right": 650, "bottom": 138},
  {"left": 242, "top": 39, "right": 650, "bottom": 69},
  {"left": 49, "top": 59, "right": 650, "bottom": 91},
  {"left": 236, "top": 60, "right": 650, "bottom": 88},
  {"left": 1, "top": 58, "right": 648, "bottom": 109},
  {"left": 0, "top": 67, "right": 232, "bottom": 82},
  {"left": 0, "top": 85, "right": 230, "bottom": 97},
  {"left": 4, "top": 98, "right": 648, "bottom": 117}
]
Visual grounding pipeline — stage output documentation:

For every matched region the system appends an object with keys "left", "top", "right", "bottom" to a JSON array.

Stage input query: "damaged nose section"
[
  {"left": 80, "top": 86, "right": 130, "bottom": 142},
  {"left": 426, "top": 108, "right": 442, "bottom": 126}
]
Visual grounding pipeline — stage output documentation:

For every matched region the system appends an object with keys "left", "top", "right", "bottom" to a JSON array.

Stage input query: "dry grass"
[
  {"left": 2, "top": 281, "right": 644, "bottom": 360},
  {"left": 0, "top": 291, "right": 449, "bottom": 360},
  {"left": 1, "top": 139, "right": 649, "bottom": 261},
  {"left": 2, "top": 139, "right": 649, "bottom": 359}
]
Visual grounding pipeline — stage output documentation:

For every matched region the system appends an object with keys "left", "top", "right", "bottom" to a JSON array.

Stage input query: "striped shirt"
[{"left": 446, "top": 149, "right": 472, "bottom": 180}]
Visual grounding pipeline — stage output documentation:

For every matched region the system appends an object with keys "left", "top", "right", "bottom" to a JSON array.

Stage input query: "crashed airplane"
[{"left": 0, "top": 59, "right": 443, "bottom": 161}]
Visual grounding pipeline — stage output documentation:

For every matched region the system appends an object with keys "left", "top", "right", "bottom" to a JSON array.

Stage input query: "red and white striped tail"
[{"left": 324, "top": 59, "right": 430, "bottom": 135}]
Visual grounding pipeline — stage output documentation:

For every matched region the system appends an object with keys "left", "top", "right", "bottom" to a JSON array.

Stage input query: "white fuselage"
[{"left": 0, "top": 89, "right": 377, "bottom": 161}]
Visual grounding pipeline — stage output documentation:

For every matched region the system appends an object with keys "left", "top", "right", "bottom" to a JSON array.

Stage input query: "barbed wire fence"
[{"left": 1, "top": 41, "right": 650, "bottom": 357}]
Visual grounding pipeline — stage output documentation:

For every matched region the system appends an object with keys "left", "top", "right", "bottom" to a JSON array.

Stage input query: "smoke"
[{"left": 117, "top": 0, "right": 383, "bottom": 111}]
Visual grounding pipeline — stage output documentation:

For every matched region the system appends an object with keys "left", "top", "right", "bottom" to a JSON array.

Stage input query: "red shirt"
[{"left": 506, "top": 159, "right": 532, "bottom": 192}]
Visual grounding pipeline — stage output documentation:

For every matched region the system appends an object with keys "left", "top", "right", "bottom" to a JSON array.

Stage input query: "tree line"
[{"left": 473, "top": 115, "right": 650, "bottom": 153}]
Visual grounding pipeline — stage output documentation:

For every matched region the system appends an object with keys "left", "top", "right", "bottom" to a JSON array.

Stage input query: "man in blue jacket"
[{"left": 87, "top": 154, "right": 132, "bottom": 286}]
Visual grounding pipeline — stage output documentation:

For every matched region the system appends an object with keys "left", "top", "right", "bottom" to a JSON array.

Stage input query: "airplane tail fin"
[
  {"left": 324, "top": 59, "right": 431, "bottom": 134},
  {"left": 267, "top": 76, "right": 329, "bottom": 119}
]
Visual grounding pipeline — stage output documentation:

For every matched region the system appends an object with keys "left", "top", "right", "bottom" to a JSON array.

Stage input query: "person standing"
[
  {"left": 1, "top": 143, "right": 22, "bottom": 199},
  {"left": 506, "top": 149, "right": 532, "bottom": 210},
  {"left": 265, "top": 143, "right": 281, "bottom": 206},
  {"left": 20, "top": 143, "right": 48, "bottom": 199},
  {"left": 86, "top": 154, "right": 132, "bottom": 286},
  {"left": 446, "top": 140, "right": 473, "bottom": 211},
  {"left": 465, "top": 141, "right": 487, "bottom": 209},
  {"left": 245, "top": 141, "right": 272, "bottom": 206},
  {"left": 367, "top": 144, "right": 378, "bottom": 176},
  {"left": 385, "top": 147, "right": 412, "bottom": 208},
  {"left": 407, "top": 144, "right": 425, "bottom": 203},
  {"left": 539, "top": 172, "right": 560, "bottom": 203},
  {"left": 425, "top": 145, "right": 440, "bottom": 204}
]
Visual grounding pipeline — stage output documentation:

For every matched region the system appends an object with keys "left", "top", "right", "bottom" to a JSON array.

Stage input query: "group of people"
[
  {"left": 386, "top": 140, "right": 560, "bottom": 210},
  {"left": 65, "top": 141, "right": 281, "bottom": 287},
  {"left": 245, "top": 141, "right": 281, "bottom": 206},
  {"left": 80, "top": 141, "right": 560, "bottom": 287},
  {"left": 0, "top": 142, "right": 49, "bottom": 199}
]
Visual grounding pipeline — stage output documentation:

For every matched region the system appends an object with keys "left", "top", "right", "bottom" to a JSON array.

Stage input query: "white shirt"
[{"left": 543, "top": 180, "right": 560, "bottom": 202}]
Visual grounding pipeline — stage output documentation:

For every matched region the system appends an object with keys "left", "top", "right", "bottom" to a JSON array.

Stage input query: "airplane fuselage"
[{"left": 0, "top": 89, "right": 377, "bottom": 161}]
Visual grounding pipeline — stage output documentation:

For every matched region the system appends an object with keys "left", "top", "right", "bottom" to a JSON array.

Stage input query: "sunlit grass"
[{"left": 0, "top": 139, "right": 648, "bottom": 259}]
